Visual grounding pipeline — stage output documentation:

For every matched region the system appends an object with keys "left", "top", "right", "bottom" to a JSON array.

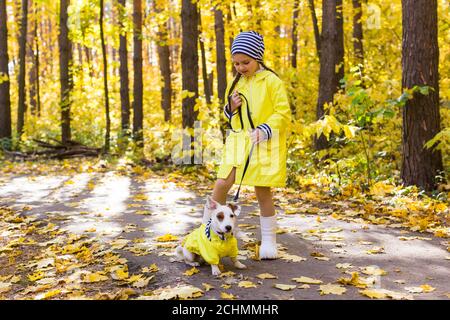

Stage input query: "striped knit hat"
[{"left": 231, "top": 31, "right": 265, "bottom": 62}]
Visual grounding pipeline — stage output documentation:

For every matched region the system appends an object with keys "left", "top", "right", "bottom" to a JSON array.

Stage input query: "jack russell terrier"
[{"left": 176, "top": 196, "right": 247, "bottom": 276}]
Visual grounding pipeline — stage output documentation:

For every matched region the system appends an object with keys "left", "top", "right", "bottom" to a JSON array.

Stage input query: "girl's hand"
[
  {"left": 249, "top": 128, "right": 268, "bottom": 144},
  {"left": 229, "top": 91, "right": 242, "bottom": 112}
]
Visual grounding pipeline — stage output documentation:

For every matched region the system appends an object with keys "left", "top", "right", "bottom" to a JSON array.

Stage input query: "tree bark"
[
  {"left": 0, "top": 0, "right": 12, "bottom": 142},
  {"left": 291, "top": 0, "right": 300, "bottom": 68},
  {"left": 100, "top": 0, "right": 111, "bottom": 153},
  {"left": 352, "top": 0, "right": 364, "bottom": 64},
  {"left": 181, "top": 0, "right": 199, "bottom": 163},
  {"left": 118, "top": 0, "right": 130, "bottom": 132},
  {"left": 214, "top": 6, "right": 227, "bottom": 103},
  {"left": 17, "top": 0, "right": 28, "bottom": 138},
  {"left": 308, "top": 0, "right": 321, "bottom": 58},
  {"left": 59, "top": 0, "right": 72, "bottom": 143},
  {"left": 133, "top": 0, "right": 144, "bottom": 146},
  {"left": 315, "top": 0, "right": 344, "bottom": 151},
  {"left": 401, "top": 0, "right": 443, "bottom": 191},
  {"left": 27, "top": 0, "right": 38, "bottom": 116},
  {"left": 154, "top": 0, "right": 172, "bottom": 122},
  {"left": 181, "top": 0, "right": 198, "bottom": 130},
  {"left": 198, "top": 9, "right": 211, "bottom": 105}
]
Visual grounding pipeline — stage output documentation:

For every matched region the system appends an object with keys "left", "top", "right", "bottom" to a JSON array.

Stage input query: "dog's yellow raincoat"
[
  {"left": 217, "top": 70, "right": 291, "bottom": 187},
  {"left": 182, "top": 224, "right": 238, "bottom": 265}
]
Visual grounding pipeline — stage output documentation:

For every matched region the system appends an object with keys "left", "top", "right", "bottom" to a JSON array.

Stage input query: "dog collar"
[{"left": 205, "top": 218, "right": 225, "bottom": 241}]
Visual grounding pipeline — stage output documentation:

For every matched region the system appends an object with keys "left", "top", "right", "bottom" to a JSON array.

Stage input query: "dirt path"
[{"left": 0, "top": 170, "right": 448, "bottom": 300}]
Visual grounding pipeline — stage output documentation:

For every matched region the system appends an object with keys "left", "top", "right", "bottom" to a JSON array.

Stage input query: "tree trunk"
[
  {"left": 17, "top": 0, "right": 28, "bottom": 138},
  {"left": 154, "top": 1, "right": 171, "bottom": 121},
  {"left": 100, "top": 0, "right": 110, "bottom": 153},
  {"left": 315, "top": 0, "right": 344, "bottom": 151},
  {"left": 34, "top": 4, "right": 41, "bottom": 117},
  {"left": 133, "top": 0, "right": 144, "bottom": 146},
  {"left": 198, "top": 9, "right": 211, "bottom": 105},
  {"left": 59, "top": 0, "right": 73, "bottom": 144},
  {"left": 401, "top": 0, "right": 443, "bottom": 191},
  {"left": 154, "top": 1, "right": 172, "bottom": 122},
  {"left": 227, "top": 5, "right": 237, "bottom": 77},
  {"left": 27, "top": 0, "right": 37, "bottom": 116},
  {"left": 181, "top": 0, "right": 199, "bottom": 163},
  {"left": 308, "top": 0, "right": 321, "bottom": 58},
  {"left": 352, "top": 0, "right": 364, "bottom": 64},
  {"left": 0, "top": 0, "right": 12, "bottom": 142},
  {"left": 291, "top": 0, "right": 300, "bottom": 68},
  {"left": 214, "top": 7, "right": 227, "bottom": 103},
  {"left": 118, "top": 0, "right": 130, "bottom": 132}
]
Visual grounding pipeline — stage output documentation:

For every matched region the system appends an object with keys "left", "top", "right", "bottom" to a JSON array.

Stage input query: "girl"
[{"left": 212, "top": 31, "right": 291, "bottom": 259}]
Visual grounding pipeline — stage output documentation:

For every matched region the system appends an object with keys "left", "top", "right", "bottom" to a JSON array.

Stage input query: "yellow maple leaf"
[
  {"left": 256, "top": 273, "right": 278, "bottom": 279},
  {"left": 420, "top": 284, "right": 436, "bottom": 293},
  {"left": 82, "top": 272, "right": 108, "bottom": 283},
  {"left": 202, "top": 283, "right": 214, "bottom": 291},
  {"left": 238, "top": 281, "right": 257, "bottom": 288},
  {"left": 111, "top": 266, "right": 129, "bottom": 280},
  {"left": 28, "top": 271, "right": 45, "bottom": 282},
  {"left": 155, "top": 234, "right": 179, "bottom": 242},
  {"left": 292, "top": 276, "right": 323, "bottom": 285},
  {"left": 220, "top": 292, "right": 236, "bottom": 300},
  {"left": 183, "top": 267, "right": 199, "bottom": 276},
  {"left": 359, "top": 289, "right": 388, "bottom": 299},
  {"left": 35, "top": 289, "right": 61, "bottom": 300},
  {"left": 361, "top": 266, "right": 387, "bottom": 276},
  {"left": 319, "top": 283, "right": 347, "bottom": 295},
  {"left": 274, "top": 284, "right": 297, "bottom": 291}
]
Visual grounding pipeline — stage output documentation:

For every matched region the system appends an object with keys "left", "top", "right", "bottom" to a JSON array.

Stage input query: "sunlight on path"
[{"left": 0, "top": 175, "right": 66, "bottom": 203}]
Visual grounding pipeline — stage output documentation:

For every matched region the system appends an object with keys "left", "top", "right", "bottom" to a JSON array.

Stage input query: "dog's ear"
[
  {"left": 206, "top": 196, "right": 219, "bottom": 210},
  {"left": 228, "top": 203, "right": 241, "bottom": 217}
]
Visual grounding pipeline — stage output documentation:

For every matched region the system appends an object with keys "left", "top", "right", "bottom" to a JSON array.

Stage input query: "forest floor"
[{"left": 0, "top": 158, "right": 449, "bottom": 300}]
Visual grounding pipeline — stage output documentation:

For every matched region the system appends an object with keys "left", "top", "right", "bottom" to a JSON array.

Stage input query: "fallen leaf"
[
  {"left": 256, "top": 273, "right": 278, "bottom": 280},
  {"left": 336, "top": 263, "right": 353, "bottom": 269},
  {"left": 202, "top": 283, "right": 214, "bottom": 291},
  {"left": 361, "top": 266, "right": 387, "bottom": 276},
  {"left": 183, "top": 267, "right": 199, "bottom": 276},
  {"left": 82, "top": 271, "right": 109, "bottom": 283},
  {"left": 292, "top": 276, "right": 323, "bottom": 285},
  {"left": 366, "top": 247, "right": 385, "bottom": 255},
  {"left": 220, "top": 292, "right": 236, "bottom": 300},
  {"left": 319, "top": 283, "right": 347, "bottom": 295},
  {"left": 238, "top": 281, "right": 257, "bottom": 288},
  {"left": 359, "top": 289, "right": 388, "bottom": 299},
  {"left": 155, "top": 234, "right": 179, "bottom": 242},
  {"left": 274, "top": 284, "right": 297, "bottom": 291}
]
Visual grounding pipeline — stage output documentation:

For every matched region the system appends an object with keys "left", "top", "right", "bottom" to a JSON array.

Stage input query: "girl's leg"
[
  {"left": 212, "top": 167, "right": 236, "bottom": 204},
  {"left": 255, "top": 186, "right": 278, "bottom": 259}
]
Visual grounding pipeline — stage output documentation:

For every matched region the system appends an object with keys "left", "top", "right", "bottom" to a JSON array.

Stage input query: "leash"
[
  {"left": 233, "top": 142, "right": 255, "bottom": 202},
  {"left": 227, "top": 92, "right": 256, "bottom": 202}
]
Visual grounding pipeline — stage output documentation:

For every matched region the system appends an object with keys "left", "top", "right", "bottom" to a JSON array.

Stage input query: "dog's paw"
[
  {"left": 185, "top": 260, "right": 200, "bottom": 267},
  {"left": 234, "top": 261, "right": 247, "bottom": 269},
  {"left": 211, "top": 265, "right": 221, "bottom": 276}
]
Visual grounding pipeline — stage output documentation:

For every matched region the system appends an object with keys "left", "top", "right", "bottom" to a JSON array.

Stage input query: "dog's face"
[{"left": 206, "top": 197, "right": 241, "bottom": 236}]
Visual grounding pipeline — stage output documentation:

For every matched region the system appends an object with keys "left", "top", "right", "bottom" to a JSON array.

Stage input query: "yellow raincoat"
[
  {"left": 182, "top": 224, "right": 238, "bottom": 265},
  {"left": 217, "top": 70, "right": 291, "bottom": 187}
]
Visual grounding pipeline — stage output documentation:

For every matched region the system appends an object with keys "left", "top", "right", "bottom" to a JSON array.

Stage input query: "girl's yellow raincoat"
[{"left": 217, "top": 70, "right": 291, "bottom": 187}]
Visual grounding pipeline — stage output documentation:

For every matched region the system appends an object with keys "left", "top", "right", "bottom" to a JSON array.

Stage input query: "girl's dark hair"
[{"left": 226, "top": 61, "right": 278, "bottom": 100}]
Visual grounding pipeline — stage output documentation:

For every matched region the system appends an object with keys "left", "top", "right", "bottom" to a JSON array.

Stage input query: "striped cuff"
[
  {"left": 257, "top": 123, "right": 272, "bottom": 140},
  {"left": 224, "top": 104, "right": 233, "bottom": 120}
]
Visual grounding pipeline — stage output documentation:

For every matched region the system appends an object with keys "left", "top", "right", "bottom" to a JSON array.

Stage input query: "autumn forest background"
[
  {"left": 0, "top": 0, "right": 449, "bottom": 301},
  {"left": 0, "top": 0, "right": 449, "bottom": 197}
]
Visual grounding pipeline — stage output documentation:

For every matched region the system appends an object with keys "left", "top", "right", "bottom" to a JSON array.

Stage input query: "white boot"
[{"left": 259, "top": 214, "right": 278, "bottom": 259}]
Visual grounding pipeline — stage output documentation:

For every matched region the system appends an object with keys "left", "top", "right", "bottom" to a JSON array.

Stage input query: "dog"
[{"left": 176, "top": 196, "right": 246, "bottom": 276}]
